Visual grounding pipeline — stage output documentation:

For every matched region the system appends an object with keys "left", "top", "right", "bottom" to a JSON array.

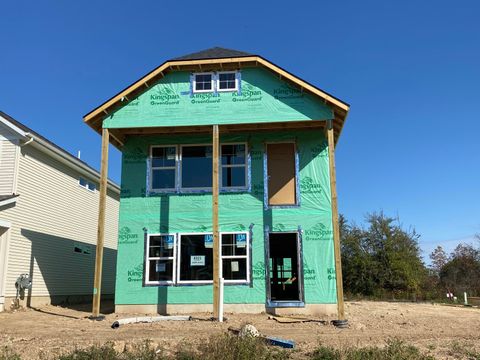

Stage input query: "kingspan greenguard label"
[
  {"left": 103, "top": 68, "right": 333, "bottom": 129},
  {"left": 114, "top": 130, "right": 337, "bottom": 306}
]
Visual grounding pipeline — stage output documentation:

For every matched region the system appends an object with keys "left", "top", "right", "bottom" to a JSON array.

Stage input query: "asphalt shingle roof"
[{"left": 171, "top": 47, "right": 254, "bottom": 61}]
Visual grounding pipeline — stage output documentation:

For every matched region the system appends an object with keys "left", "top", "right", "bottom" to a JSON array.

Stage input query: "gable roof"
[
  {"left": 84, "top": 48, "right": 350, "bottom": 146},
  {"left": 0, "top": 111, "right": 120, "bottom": 192},
  {"left": 172, "top": 47, "right": 253, "bottom": 61}
]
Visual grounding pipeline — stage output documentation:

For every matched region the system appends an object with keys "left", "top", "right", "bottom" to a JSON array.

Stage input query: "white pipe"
[
  {"left": 111, "top": 315, "right": 191, "bottom": 328},
  {"left": 219, "top": 278, "right": 224, "bottom": 322},
  {"left": 464, "top": 292, "right": 468, "bottom": 305}
]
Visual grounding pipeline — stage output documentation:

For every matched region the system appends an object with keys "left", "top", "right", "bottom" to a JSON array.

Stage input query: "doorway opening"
[{"left": 267, "top": 232, "right": 304, "bottom": 306}]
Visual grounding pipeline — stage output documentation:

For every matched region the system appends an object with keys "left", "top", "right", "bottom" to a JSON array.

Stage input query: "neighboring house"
[
  {"left": 0, "top": 111, "right": 120, "bottom": 312},
  {"left": 83, "top": 47, "right": 350, "bottom": 316}
]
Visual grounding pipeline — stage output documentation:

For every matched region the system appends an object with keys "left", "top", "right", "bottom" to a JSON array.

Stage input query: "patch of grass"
[
  {"left": 56, "top": 341, "right": 160, "bottom": 360},
  {"left": 311, "top": 339, "right": 434, "bottom": 360},
  {"left": 175, "top": 334, "right": 290, "bottom": 360},
  {"left": 0, "top": 346, "right": 21, "bottom": 360},
  {"left": 447, "top": 341, "right": 480, "bottom": 360}
]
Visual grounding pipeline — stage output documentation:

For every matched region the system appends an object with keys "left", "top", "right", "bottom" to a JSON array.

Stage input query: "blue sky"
[{"left": 1, "top": 1, "right": 479, "bottom": 260}]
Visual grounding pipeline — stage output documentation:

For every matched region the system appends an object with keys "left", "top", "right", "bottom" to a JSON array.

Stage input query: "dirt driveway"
[{"left": 1, "top": 301, "right": 479, "bottom": 359}]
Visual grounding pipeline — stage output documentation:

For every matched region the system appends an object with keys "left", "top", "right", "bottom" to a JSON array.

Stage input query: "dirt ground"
[{"left": 1, "top": 301, "right": 479, "bottom": 359}]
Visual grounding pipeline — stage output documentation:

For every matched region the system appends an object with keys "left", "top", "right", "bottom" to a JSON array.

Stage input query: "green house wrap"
[{"left": 83, "top": 47, "right": 350, "bottom": 316}]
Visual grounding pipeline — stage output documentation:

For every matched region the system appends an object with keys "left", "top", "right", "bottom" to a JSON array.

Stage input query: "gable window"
[
  {"left": 79, "top": 177, "right": 96, "bottom": 192},
  {"left": 221, "top": 144, "right": 247, "bottom": 189},
  {"left": 145, "top": 234, "right": 176, "bottom": 284},
  {"left": 151, "top": 146, "right": 177, "bottom": 190},
  {"left": 217, "top": 72, "right": 237, "bottom": 92},
  {"left": 193, "top": 73, "right": 213, "bottom": 93},
  {"left": 181, "top": 145, "right": 213, "bottom": 189}
]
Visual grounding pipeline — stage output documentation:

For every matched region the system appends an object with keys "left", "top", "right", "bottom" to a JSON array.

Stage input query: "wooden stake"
[
  {"left": 91, "top": 128, "right": 109, "bottom": 319},
  {"left": 326, "top": 120, "right": 345, "bottom": 320},
  {"left": 212, "top": 125, "right": 220, "bottom": 320}
]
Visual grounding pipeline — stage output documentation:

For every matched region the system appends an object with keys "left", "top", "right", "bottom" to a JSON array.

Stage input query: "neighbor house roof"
[
  {"left": 84, "top": 47, "right": 350, "bottom": 147},
  {"left": 0, "top": 111, "right": 120, "bottom": 192}
]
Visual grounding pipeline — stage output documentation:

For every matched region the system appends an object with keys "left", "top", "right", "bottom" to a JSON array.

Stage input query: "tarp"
[
  {"left": 115, "top": 129, "right": 337, "bottom": 306},
  {"left": 103, "top": 67, "right": 333, "bottom": 129}
]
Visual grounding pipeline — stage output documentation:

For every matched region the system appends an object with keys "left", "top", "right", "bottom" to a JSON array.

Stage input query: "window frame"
[
  {"left": 145, "top": 233, "right": 177, "bottom": 286},
  {"left": 220, "top": 231, "right": 250, "bottom": 284},
  {"left": 192, "top": 72, "right": 215, "bottom": 93},
  {"left": 149, "top": 145, "right": 178, "bottom": 193},
  {"left": 220, "top": 142, "right": 248, "bottom": 191},
  {"left": 179, "top": 143, "right": 213, "bottom": 191},
  {"left": 216, "top": 71, "right": 238, "bottom": 92},
  {"left": 176, "top": 231, "right": 250, "bottom": 285},
  {"left": 78, "top": 177, "right": 97, "bottom": 192}
]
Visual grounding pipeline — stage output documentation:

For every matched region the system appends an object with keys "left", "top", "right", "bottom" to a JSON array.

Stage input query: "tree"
[
  {"left": 429, "top": 246, "right": 448, "bottom": 275},
  {"left": 341, "top": 212, "right": 428, "bottom": 299},
  {"left": 440, "top": 243, "right": 480, "bottom": 296}
]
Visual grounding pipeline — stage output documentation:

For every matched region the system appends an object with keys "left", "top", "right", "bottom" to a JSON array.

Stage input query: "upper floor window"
[
  {"left": 149, "top": 143, "right": 248, "bottom": 193},
  {"left": 192, "top": 71, "right": 239, "bottom": 93},
  {"left": 217, "top": 72, "right": 237, "bottom": 92},
  {"left": 79, "top": 177, "right": 96, "bottom": 192},
  {"left": 151, "top": 146, "right": 176, "bottom": 190},
  {"left": 193, "top": 73, "right": 214, "bottom": 93}
]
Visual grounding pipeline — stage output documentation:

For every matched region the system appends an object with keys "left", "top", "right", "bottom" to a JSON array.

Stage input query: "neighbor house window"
[
  {"left": 145, "top": 234, "right": 176, "bottom": 284},
  {"left": 151, "top": 146, "right": 177, "bottom": 190},
  {"left": 221, "top": 144, "right": 247, "bottom": 189},
  {"left": 217, "top": 71, "right": 238, "bottom": 92},
  {"left": 178, "top": 232, "right": 249, "bottom": 284},
  {"left": 181, "top": 145, "right": 213, "bottom": 189},
  {"left": 193, "top": 73, "right": 214, "bottom": 93},
  {"left": 79, "top": 177, "right": 96, "bottom": 191}
]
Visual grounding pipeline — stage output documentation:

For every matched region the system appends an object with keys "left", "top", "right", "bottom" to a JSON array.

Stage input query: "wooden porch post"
[
  {"left": 326, "top": 120, "right": 345, "bottom": 321},
  {"left": 212, "top": 125, "right": 221, "bottom": 320},
  {"left": 91, "top": 127, "right": 109, "bottom": 319}
]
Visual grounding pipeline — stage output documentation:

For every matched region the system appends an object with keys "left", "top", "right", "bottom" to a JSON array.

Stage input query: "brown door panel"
[{"left": 267, "top": 143, "right": 296, "bottom": 206}]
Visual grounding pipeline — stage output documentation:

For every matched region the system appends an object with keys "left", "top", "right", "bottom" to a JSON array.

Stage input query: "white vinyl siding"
[
  {"left": 1, "top": 145, "right": 119, "bottom": 298},
  {"left": 0, "top": 139, "right": 18, "bottom": 195}
]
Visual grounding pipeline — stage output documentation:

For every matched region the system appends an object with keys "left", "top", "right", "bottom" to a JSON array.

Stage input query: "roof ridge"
[{"left": 171, "top": 47, "right": 254, "bottom": 61}]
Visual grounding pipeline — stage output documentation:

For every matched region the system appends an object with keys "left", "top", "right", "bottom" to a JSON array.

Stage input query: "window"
[
  {"left": 217, "top": 72, "right": 237, "bottom": 92},
  {"left": 146, "top": 234, "right": 176, "bottom": 284},
  {"left": 177, "top": 232, "right": 249, "bottom": 284},
  {"left": 73, "top": 242, "right": 92, "bottom": 255},
  {"left": 79, "top": 177, "right": 96, "bottom": 191},
  {"left": 151, "top": 146, "right": 176, "bottom": 190},
  {"left": 179, "top": 234, "right": 213, "bottom": 283},
  {"left": 193, "top": 73, "right": 213, "bottom": 93},
  {"left": 181, "top": 145, "right": 213, "bottom": 189},
  {"left": 192, "top": 72, "right": 239, "bottom": 93},
  {"left": 149, "top": 143, "right": 248, "bottom": 193},
  {"left": 221, "top": 144, "right": 247, "bottom": 189},
  {"left": 221, "top": 233, "right": 249, "bottom": 282}
]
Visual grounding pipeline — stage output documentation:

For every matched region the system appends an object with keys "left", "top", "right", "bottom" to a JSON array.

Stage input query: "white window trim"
[
  {"left": 220, "top": 142, "right": 248, "bottom": 191},
  {"left": 216, "top": 71, "right": 238, "bottom": 92},
  {"left": 78, "top": 177, "right": 97, "bottom": 193},
  {"left": 177, "top": 231, "right": 250, "bottom": 285},
  {"left": 150, "top": 145, "right": 178, "bottom": 192},
  {"left": 145, "top": 233, "right": 176, "bottom": 285},
  {"left": 192, "top": 72, "right": 214, "bottom": 93},
  {"left": 220, "top": 231, "right": 250, "bottom": 284}
]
